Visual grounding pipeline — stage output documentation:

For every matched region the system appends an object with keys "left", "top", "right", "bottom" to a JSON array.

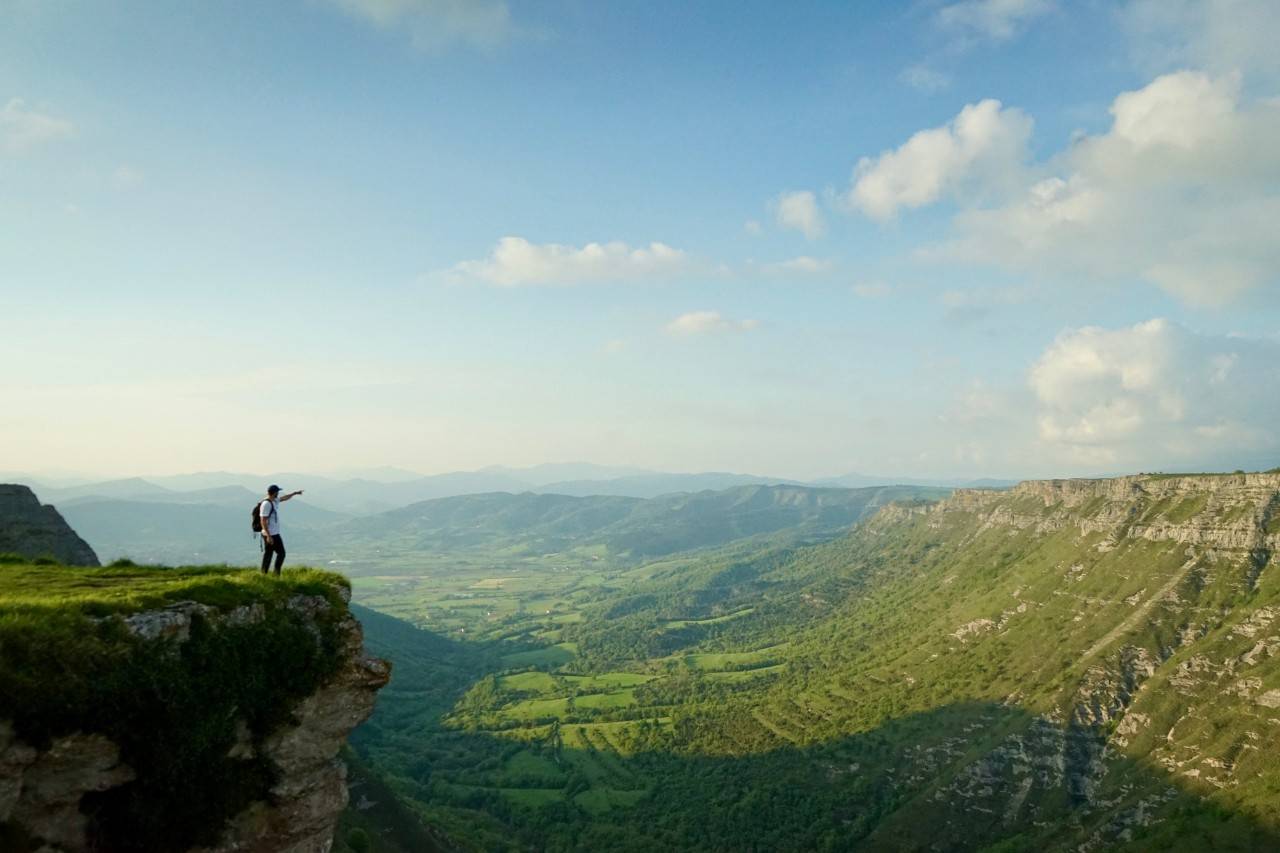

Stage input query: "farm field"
[{"left": 348, "top": 539, "right": 799, "bottom": 850}]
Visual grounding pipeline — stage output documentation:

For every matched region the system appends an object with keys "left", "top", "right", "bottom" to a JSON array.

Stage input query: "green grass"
[
  {"left": 676, "top": 644, "right": 788, "bottom": 671},
  {"left": 1164, "top": 494, "right": 1209, "bottom": 523},
  {"left": 504, "top": 750, "right": 565, "bottom": 780},
  {"left": 499, "top": 671, "right": 558, "bottom": 693},
  {"left": 704, "top": 664, "right": 786, "bottom": 682},
  {"left": 0, "top": 562, "right": 349, "bottom": 615},
  {"left": 574, "top": 689, "right": 637, "bottom": 710},
  {"left": 498, "top": 696, "right": 572, "bottom": 720},
  {"left": 562, "top": 671, "right": 653, "bottom": 689},
  {"left": 661, "top": 607, "right": 755, "bottom": 631},
  {"left": 500, "top": 642, "right": 577, "bottom": 669}
]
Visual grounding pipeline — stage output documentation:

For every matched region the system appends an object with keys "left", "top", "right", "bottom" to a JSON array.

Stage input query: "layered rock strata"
[{"left": 880, "top": 472, "right": 1280, "bottom": 553}]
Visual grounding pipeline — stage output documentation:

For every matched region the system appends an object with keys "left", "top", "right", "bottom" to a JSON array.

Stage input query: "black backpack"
[{"left": 251, "top": 500, "right": 276, "bottom": 533}]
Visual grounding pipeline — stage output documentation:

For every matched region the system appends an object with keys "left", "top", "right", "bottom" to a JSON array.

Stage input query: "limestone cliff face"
[
  {"left": 0, "top": 484, "right": 99, "bottom": 566},
  {"left": 881, "top": 473, "right": 1280, "bottom": 553},
  {"left": 859, "top": 472, "right": 1280, "bottom": 848},
  {"left": 0, "top": 588, "right": 389, "bottom": 853}
]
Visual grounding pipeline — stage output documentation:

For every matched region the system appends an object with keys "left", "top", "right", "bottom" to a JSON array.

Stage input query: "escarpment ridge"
[
  {"left": 877, "top": 471, "right": 1280, "bottom": 551},
  {"left": 835, "top": 470, "right": 1280, "bottom": 849}
]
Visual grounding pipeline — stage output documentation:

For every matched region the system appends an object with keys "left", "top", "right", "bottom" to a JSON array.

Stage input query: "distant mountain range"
[
  {"left": 310, "top": 484, "right": 952, "bottom": 563},
  {"left": 19, "top": 464, "right": 1014, "bottom": 516},
  {"left": 36, "top": 478, "right": 952, "bottom": 567}
]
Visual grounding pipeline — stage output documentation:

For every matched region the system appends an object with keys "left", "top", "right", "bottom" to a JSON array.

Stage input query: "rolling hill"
[{"left": 312, "top": 484, "right": 950, "bottom": 563}]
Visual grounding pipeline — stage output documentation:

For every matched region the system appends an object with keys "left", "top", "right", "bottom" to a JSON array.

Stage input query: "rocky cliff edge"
[{"left": 0, "top": 574, "right": 389, "bottom": 852}]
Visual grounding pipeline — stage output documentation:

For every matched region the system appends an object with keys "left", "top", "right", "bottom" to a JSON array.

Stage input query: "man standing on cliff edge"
[{"left": 260, "top": 484, "right": 303, "bottom": 575}]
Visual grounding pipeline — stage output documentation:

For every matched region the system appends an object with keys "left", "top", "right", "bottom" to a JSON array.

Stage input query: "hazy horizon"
[{"left": 3, "top": 1, "right": 1278, "bottom": 482}]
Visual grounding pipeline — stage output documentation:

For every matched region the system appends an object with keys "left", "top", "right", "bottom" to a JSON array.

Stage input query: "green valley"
[{"left": 349, "top": 473, "right": 1280, "bottom": 851}]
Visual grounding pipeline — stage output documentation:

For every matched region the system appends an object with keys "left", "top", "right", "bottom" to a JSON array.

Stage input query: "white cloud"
[
  {"left": 1124, "top": 0, "right": 1280, "bottom": 82},
  {"left": 762, "top": 256, "right": 834, "bottom": 275},
  {"left": 846, "top": 99, "right": 1033, "bottom": 220},
  {"left": 1110, "top": 70, "right": 1240, "bottom": 151},
  {"left": 1029, "top": 319, "right": 1280, "bottom": 466},
  {"left": 665, "top": 311, "right": 757, "bottom": 336},
  {"left": 448, "top": 236, "right": 690, "bottom": 286},
  {"left": 937, "top": 0, "right": 1054, "bottom": 43},
  {"left": 322, "top": 0, "right": 518, "bottom": 51},
  {"left": 773, "top": 190, "right": 825, "bottom": 239},
  {"left": 900, "top": 64, "right": 952, "bottom": 93},
  {"left": 941, "top": 70, "right": 1280, "bottom": 305},
  {"left": 1, "top": 98, "right": 74, "bottom": 154},
  {"left": 744, "top": 219, "right": 763, "bottom": 236}
]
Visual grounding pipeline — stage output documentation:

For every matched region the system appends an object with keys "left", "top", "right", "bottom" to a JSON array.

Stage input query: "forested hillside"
[{"left": 352, "top": 473, "right": 1280, "bottom": 851}]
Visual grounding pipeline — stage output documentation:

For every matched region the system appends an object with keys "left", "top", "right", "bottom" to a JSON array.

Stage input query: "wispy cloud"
[
  {"left": 447, "top": 236, "right": 691, "bottom": 286},
  {"left": 1, "top": 98, "right": 74, "bottom": 154},
  {"left": 936, "top": 0, "right": 1054, "bottom": 44},
  {"left": 322, "top": 0, "right": 522, "bottom": 51},
  {"left": 900, "top": 64, "right": 952, "bottom": 93},
  {"left": 1124, "top": 0, "right": 1280, "bottom": 83},
  {"left": 665, "top": 311, "right": 758, "bottom": 336}
]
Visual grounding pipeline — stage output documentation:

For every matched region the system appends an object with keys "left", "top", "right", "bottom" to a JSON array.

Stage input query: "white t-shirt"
[{"left": 259, "top": 499, "right": 280, "bottom": 536}]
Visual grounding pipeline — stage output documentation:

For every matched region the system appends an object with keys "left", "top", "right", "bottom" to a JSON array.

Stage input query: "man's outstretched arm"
[{"left": 280, "top": 490, "right": 304, "bottom": 502}]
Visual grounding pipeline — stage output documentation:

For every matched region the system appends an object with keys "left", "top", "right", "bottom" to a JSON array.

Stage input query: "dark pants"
[{"left": 261, "top": 534, "right": 285, "bottom": 575}]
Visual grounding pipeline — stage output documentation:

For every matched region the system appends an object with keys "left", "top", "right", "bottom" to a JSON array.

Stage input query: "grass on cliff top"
[{"left": 0, "top": 558, "right": 350, "bottom": 616}]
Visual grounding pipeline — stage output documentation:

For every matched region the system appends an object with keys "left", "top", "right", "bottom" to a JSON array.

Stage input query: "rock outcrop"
[
  {"left": 199, "top": 592, "right": 391, "bottom": 853},
  {"left": 0, "top": 484, "right": 99, "bottom": 566},
  {"left": 0, "top": 587, "right": 389, "bottom": 853}
]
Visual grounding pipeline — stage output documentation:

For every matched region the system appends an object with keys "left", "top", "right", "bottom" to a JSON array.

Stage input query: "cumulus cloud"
[
  {"left": 665, "top": 311, "right": 758, "bottom": 336},
  {"left": 940, "top": 70, "right": 1280, "bottom": 305},
  {"left": 846, "top": 99, "right": 1033, "bottom": 220},
  {"left": 1029, "top": 319, "right": 1280, "bottom": 466},
  {"left": 937, "top": 0, "right": 1054, "bottom": 43},
  {"left": 448, "top": 237, "right": 690, "bottom": 286},
  {"left": 1, "top": 98, "right": 74, "bottom": 153},
  {"left": 773, "top": 190, "right": 825, "bottom": 239},
  {"left": 323, "top": 0, "right": 518, "bottom": 51}
]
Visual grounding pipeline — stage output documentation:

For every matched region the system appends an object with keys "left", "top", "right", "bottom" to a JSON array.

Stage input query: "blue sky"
[{"left": 2, "top": 0, "right": 1278, "bottom": 480}]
